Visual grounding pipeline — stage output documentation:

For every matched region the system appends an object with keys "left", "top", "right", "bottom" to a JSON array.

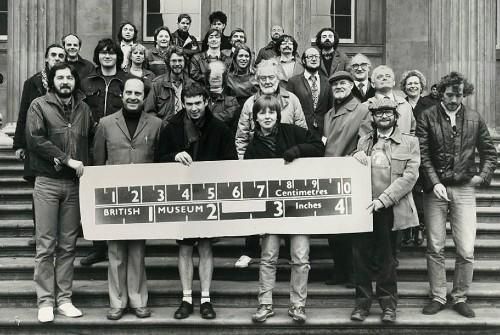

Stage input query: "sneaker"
[
  {"left": 252, "top": 304, "right": 274, "bottom": 323},
  {"left": 38, "top": 306, "right": 54, "bottom": 323},
  {"left": 422, "top": 300, "right": 445, "bottom": 315},
  {"left": 350, "top": 307, "right": 369, "bottom": 321},
  {"left": 288, "top": 305, "right": 307, "bottom": 324},
  {"left": 57, "top": 302, "right": 83, "bottom": 318},
  {"left": 381, "top": 308, "right": 397, "bottom": 323},
  {"left": 235, "top": 255, "right": 252, "bottom": 268},
  {"left": 453, "top": 302, "right": 475, "bottom": 318}
]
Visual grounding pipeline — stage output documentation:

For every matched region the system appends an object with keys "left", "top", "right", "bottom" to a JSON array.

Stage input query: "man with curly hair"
[
  {"left": 417, "top": 72, "right": 497, "bottom": 318},
  {"left": 315, "top": 28, "right": 349, "bottom": 78}
]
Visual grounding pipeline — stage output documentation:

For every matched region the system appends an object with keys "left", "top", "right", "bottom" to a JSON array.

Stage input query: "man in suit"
[
  {"left": 349, "top": 53, "right": 375, "bottom": 103},
  {"left": 288, "top": 47, "right": 333, "bottom": 138},
  {"left": 93, "top": 78, "right": 162, "bottom": 321},
  {"left": 315, "top": 28, "right": 349, "bottom": 78}
]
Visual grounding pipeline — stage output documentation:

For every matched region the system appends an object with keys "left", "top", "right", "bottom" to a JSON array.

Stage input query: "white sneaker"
[
  {"left": 235, "top": 255, "right": 252, "bottom": 268},
  {"left": 57, "top": 302, "right": 83, "bottom": 318},
  {"left": 38, "top": 306, "right": 54, "bottom": 323}
]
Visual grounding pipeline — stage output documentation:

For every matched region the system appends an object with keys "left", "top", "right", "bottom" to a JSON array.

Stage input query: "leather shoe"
[
  {"left": 200, "top": 302, "right": 216, "bottom": 319},
  {"left": 107, "top": 308, "right": 125, "bottom": 320},
  {"left": 422, "top": 300, "right": 445, "bottom": 315},
  {"left": 453, "top": 302, "right": 475, "bottom": 318},
  {"left": 131, "top": 307, "right": 151, "bottom": 318},
  {"left": 381, "top": 308, "right": 397, "bottom": 323},
  {"left": 350, "top": 307, "right": 369, "bottom": 321},
  {"left": 174, "top": 301, "right": 193, "bottom": 319},
  {"left": 80, "top": 251, "right": 107, "bottom": 266}
]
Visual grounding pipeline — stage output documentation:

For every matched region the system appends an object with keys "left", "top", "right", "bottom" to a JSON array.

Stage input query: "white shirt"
[
  {"left": 304, "top": 71, "right": 320, "bottom": 93},
  {"left": 355, "top": 79, "right": 369, "bottom": 95},
  {"left": 441, "top": 102, "right": 460, "bottom": 127}
]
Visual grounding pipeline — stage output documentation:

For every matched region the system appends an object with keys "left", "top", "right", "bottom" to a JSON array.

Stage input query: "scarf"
[
  {"left": 254, "top": 125, "right": 278, "bottom": 156},
  {"left": 183, "top": 112, "right": 206, "bottom": 159}
]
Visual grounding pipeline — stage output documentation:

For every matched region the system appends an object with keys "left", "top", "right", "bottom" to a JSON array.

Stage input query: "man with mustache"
[
  {"left": 418, "top": 72, "right": 497, "bottom": 318},
  {"left": 315, "top": 28, "right": 349, "bottom": 78},
  {"left": 26, "top": 63, "right": 94, "bottom": 323},
  {"left": 94, "top": 78, "right": 162, "bottom": 320},
  {"left": 80, "top": 38, "right": 130, "bottom": 266},
  {"left": 61, "top": 34, "right": 94, "bottom": 80},
  {"left": 256, "top": 25, "right": 284, "bottom": 64},
  {"left": 144, "top": 47, "right": 195, "bottom": 121},
  {"left": 273, "top": 34, "right": 304, "bottom": 88},
  {"left": 323, "top": 71, "right": 371, "bottom": 287},
  {"left": 288, "top": 47, "right": 333, "bottom": 138}
]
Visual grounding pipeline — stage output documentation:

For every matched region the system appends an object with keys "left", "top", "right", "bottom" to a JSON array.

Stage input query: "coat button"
[{"left": 68, "top": 123, "right": 72, "bottom": 128}]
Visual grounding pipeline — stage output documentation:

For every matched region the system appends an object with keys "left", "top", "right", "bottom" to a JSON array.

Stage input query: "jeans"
[
  {"left": 424, "top": 184, "right": 476, "bottom": 304},
  {"left": 33, "top": 176, "right": 81, "bottom": 307},
  {"left": 258, "top": 235, "right": 310, "bottom": 307},
  {"left": 352, "top": 207, "right": 398, "bottom": 310}
]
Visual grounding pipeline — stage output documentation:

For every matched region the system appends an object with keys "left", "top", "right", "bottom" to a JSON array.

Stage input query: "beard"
[
  {"left": 321, "top": 40, "right": 333, "bottom": 49},
  {"left": 55, "top": 86, "right": 73, "bottom": 99}
]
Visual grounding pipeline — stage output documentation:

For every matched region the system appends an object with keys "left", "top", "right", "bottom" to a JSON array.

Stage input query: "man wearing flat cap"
[
  {"left": 323, "top": 70, "right": 371, "bottom": 286},
  {"left": 350, "top": 98, "right": 420, "bottom": 323}
]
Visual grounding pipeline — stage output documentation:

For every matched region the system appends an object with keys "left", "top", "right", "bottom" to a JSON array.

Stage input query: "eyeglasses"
[
  {"left": 305, "top": 55, "right": 320, "bottom": 60},
  {"left": 372, "top": 110, "right": 395, "bottom": 117},
  {"left": 99, "top": 51, "right": 117, "bottom": 56},
  {"left": 257, "top": 75, "right": 277, "bottom": 83},
  {"left": 351, "top": 63, "right": 369, "bottom": 70}
]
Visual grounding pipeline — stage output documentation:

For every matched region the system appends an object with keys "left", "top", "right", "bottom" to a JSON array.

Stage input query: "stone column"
[
  {"left": 7, "top": 0, "right": 76, "bottom": 123},
  {"left": 428, "top": 0, "right": 496, "bottom": 129}
]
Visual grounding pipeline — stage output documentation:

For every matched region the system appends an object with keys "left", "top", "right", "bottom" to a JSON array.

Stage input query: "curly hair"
[
  {"left": 209, "top": 11, "right": 228, "bottom": 25},
  {"left": 128, "top": 43, "right": 147, "bottom": 67},
  {"left": 315, "top": 28, "right": 340, "bottom": 50},
  {"left": 400, "top": 69, "right": 427, "bottom": 94},
  {"left": 274, "top": 34, "right": 298, "bottom": 56},
  {"left": 437, "top": 71, "right": 474, "bottom": 97},
  {"left": 48, "top": 63, "right": 80, "bottom": 93}
]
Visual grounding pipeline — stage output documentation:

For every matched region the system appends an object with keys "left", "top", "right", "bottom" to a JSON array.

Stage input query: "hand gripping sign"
[{"left": 79, "top": 157, "right": 373, "bottom": 240}]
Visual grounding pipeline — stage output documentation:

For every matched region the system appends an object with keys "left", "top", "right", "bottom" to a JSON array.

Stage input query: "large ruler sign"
[{"left": 79, "top": 157, "right": 373, "bottom": 240}]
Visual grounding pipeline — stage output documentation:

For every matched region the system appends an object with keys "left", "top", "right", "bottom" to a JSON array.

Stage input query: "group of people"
[{"left": 12, "top": 10, "right": 497, "bottom": 326}]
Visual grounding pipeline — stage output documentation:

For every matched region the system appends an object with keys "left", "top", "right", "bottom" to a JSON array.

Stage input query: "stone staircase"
[{"left": 0, "top": 147, "right": 500, "bottom": 334}]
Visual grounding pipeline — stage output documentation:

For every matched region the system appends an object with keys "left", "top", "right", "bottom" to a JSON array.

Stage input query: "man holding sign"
[
  {"left": 93, "top": 78, "right": 162, "bottom": 320},
  {"left": 158, "top": 83, "right": 237, "bottom": 320}
]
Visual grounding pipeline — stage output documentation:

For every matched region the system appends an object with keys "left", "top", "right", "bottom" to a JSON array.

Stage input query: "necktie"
[
  {"left": 358, "top": 82, "right": 365, "bottom": 96},
  {"left": 310, "top": 75, "right": 319, "bottom": 110}
]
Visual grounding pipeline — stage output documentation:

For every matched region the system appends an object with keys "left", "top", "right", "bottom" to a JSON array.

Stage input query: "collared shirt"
[
  {"left": 206, "top": 49, "right": 221, "bottom": 60},
  {"left": 304, "top": 71, "right": 320, "bottom": 93},
  {"left": 441, "top": 102, "right": 461, "bottom": 127},
  {"left": 355, "top": 79, "right": 369, "bottom": 96},
  {"left": 120, "top": 41, "right": 134, "bottom": 70}
]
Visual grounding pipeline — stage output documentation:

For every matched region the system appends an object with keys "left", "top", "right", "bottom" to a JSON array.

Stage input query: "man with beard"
[
  {"left": 323, "top": 71, "right": 371, "bottom": 287},
  {"left": 366, "top": 65, "right": 415, "bottom": 135},
  {"left": 274, "top": 34, "right": 304, "bottom": 88},
  {"left": 26, "top": 63, "right": 94, "bottom": 323},
  {"left": 256, "top": 25, "right": 284, "bottom": 64},
  {"left": 350, "top": 99, "right": 420, "bottom": 323},
  {"left": 171, "top": 14, "right": 200, "bottom": 63},
  {"left": 235, "top": 59, "right": 307, "bottom": 159},
  {"left": 418, "top": 72, "right": 497, "bottom": 318},
  {"left": 158, "top": 83, "right": 237, "bottom": 320},
  {"left": 13, "top": 43, "right": 66, "bottom": 245},
  {"left": 117, "top": 22, "right": 138, "bottom": 71},
  {"left": 315, "top": 28, "right": 349, "bottom": 78},
  {"left": 288, "top": 47, "right": 333, "bottom": 138},
  {"left": 80, "top": 38, "right": 130, "bottom": 266},
  {"left": 94, "top": 78, "right": 162, "bottom": 321},
  {"left": 62, "top": 34, "right": 94, "bottom": 80},
  {"left": 145, "top": 47, "right": 195, "bottom": 121},
  {"left": 349, "top": 53, "right": 375, "bottom": 103},
  {"left": 202, "top": 11, "right": 232, "bottom": 51}
]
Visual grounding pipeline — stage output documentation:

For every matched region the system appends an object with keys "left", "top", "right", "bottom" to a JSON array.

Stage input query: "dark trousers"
[
  {"left": 352, "top": 207, "right": 398, "bottom": 310},
  {"left": 327, "top": 234, "right": 353, "bottom": 280}
]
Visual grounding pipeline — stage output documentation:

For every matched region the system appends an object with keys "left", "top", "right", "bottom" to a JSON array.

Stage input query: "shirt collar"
[{"left": 304, "top": 71, "right": 319, "bottom": 81}]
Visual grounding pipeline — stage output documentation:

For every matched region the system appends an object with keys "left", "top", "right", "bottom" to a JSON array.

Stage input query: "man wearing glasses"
[
  {"left": 349, "top": 53, "right": 375, "bottom": 102},
  {"left": 235, "top": 59, "right": 307, "bottom": 159}
]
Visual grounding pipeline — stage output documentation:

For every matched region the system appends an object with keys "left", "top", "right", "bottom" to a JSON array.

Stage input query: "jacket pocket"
[{"left": 391, "top": 154, "right": 411, "bottom": 175}]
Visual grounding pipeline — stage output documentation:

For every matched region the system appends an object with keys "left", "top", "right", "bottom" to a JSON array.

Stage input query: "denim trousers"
[
  {"left": 352, "top": 207, "right": 398, "bottom": 310},
  {"left": 258, "top": 234, "right": 310, "bottom": 307},
  {"left": 33, "top": 176, "right": 81, "bottom": 307},
  {"left": 424, "top": 184, "right": 476, "bottom": 304}
]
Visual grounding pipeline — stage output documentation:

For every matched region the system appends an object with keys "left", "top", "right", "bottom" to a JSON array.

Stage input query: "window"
[
  {"left": 311, "top": 0, "right": 355, "bottom": 43},
  {"left": 143, "top": 0, "right": 201, "bottom": 42},
  {"left": 0, "top": 0, "right": 7, "bottom": 41}
]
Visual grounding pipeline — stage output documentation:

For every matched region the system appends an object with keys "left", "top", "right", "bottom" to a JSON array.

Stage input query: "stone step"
[
  {"left": 476, "top": 207, "right": 500, "bottom": 222},
  {"left": 0, "top": 307, "right": 498, "bottom": 335},
  {"left": 0, "top": 188, "right": 33, "bottom": 202},
  {"left": 0, "top": 176, "right": 29, "bottom": 190},
  {"left": 0, "top": 257, "right": 498, "bottom": 282},
  {"left": 1, "top": 280, "right": 499, "bottom": 309}
]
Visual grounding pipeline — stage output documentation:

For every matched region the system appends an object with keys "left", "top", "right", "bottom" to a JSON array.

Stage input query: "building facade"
[{"left": 2, "top": 0, "right": 499, "bottom": 131}]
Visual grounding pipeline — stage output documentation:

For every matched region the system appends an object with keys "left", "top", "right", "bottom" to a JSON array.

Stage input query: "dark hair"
[
  {"left": 252, "top": 95, "right": 282, "bottom": 124},
  {"left": 431, "top": 84, "right": 438, "bottom": 90},
  {"left": 274, "top": 34, "right": 298, "bottom": 55},
  {"left": 44, "top": 43, "right": 65, "bottom": 58},
  {"left": 230, "top": 28, "right": 246, "bottom": 43},
  {"left": 93, "top": 38, "right": 123, "bottom": 68},
  {"left": 61, "top": 33, "right": 82, "bottom": 48},
  {"left": 315, "top": 28, "right": 340, "bottom": 50},
  {"left": 181, "top": 83, "right": 209, "bottom": 102},
  {"left": 168, "top": 46, "right": 187, "bottom": 64},
  {"left": 301, "top": 47, "right": 320, "bottom": 64},
  {"left": 229, "top": 44, "right": 254, "bottom": 74},
  {"left": 47, "top": 63, "right": 80, "bottom": 93},
  {"left": 209, "top": 11, "right": 227, "bottom": 25},
  {"left": 117, "top": 22, "right": 138, "bottom": 42},
  {"left": 437, "top": 71, "right": 474, "bottom": 97},
  {"left": 202, "top": 28, "right": 222, "bottom": 52},
  {"left": 177, "top": 13, "right": 192, "bottom": 24},
  {"left": 153, "top": 26, "right": 172, "bottom": 47}
]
